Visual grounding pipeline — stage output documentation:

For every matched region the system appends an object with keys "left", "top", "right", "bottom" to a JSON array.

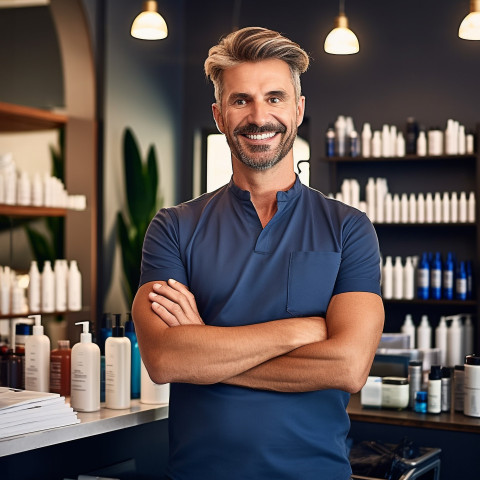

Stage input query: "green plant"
[{"left": 117, "top": 127, "right": 162, "bottom": 306}]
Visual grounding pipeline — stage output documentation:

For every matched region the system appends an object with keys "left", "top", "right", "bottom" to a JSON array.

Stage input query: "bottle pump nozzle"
[
  {"left": 112, "top": 313, "right": 125, "bottom": 337},
  {"left": 75, "top": 321, "right": 92, "bottom": 343},
  {"left": 28, "top": 314, "right": 43, "bottom": 335}
]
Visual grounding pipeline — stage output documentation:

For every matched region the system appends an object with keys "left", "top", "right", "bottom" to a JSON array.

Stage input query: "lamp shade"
[
  {"left": 459, "top": 12, "right": 480, "bottom": 40},
  {"left": 131, "top": 1, "right": 168, "bottom": 40},
  {"left": 324, "top": 14, "right": 359, "bottom": 54}
]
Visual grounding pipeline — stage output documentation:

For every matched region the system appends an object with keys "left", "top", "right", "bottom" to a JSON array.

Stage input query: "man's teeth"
[{"left": 245, "top": 132, "right": 276, "bottom": 140}]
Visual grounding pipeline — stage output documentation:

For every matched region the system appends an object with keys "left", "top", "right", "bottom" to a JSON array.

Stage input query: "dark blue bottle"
[
  {"left": 417, "top": 252, "right": 430, "bottom": 299},
  {"left": 456, "top": 261, "right": 467, "bottom": 300},
  {"left": 466, "top": 260, "right": 473, "bottom": 299},
  {"left": 443, "top": 252, "right": 455, "bottom": 300},
  {"left": 125, "top": 313, "right": 141, "bottom": 399},
  {"left": 326, "top": 125, "right": 335, "bottom": 157}
]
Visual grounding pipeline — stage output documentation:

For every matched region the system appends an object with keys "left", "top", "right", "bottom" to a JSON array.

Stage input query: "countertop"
[{"left": 0, "top": 400, "right": 169, "bottom": 458}]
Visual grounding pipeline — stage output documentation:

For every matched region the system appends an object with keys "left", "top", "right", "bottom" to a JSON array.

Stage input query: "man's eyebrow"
[
  {"left": 228, "top": 92, "right": 251, "bottom": 101},
  {"left": 267, "top": 90, "right": 288, "bottom": 98}
]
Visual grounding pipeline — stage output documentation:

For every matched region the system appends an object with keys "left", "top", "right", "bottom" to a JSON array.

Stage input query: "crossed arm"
[{"left": 131, "top": 279, "right": 384, "bottom": 393}]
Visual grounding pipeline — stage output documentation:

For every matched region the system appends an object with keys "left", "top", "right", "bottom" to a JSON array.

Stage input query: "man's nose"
[{"left": 247, "top": 101, "right": 270, "bottom": 126}]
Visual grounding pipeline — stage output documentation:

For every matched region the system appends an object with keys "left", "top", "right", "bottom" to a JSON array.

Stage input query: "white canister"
[
  {"left": 464, "top": 354, "right": 480, "bottom": 417},
  {"left": 382, "top": 377, "right": 409, "bottom": 409}
]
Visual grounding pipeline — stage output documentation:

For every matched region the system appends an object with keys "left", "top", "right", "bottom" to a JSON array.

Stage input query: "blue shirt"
[{"left": 140, "top": 175, "right": 381, "bottom": 480}]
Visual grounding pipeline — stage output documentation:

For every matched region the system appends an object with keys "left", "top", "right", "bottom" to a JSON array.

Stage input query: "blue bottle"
[
  {"left": 325, "top": 125, "right": 335, "bottom": 157},
  {"left": 466, "top": 260, "right": 473, "bottom": 299},
  {"left": 443, "top": 252, "right": 455, "bottom": 300},
  {"left": 417, "top": 252, "right": 430, "bottom": 299},
  {"left": 125, "top": 313, "right": 141, "bottom": 399},
  {"left": 430, "top": 252, "right": 442, "bottom": 300},
  {"left": 456, "top": 261, "right": 467, "bottom": 300}
]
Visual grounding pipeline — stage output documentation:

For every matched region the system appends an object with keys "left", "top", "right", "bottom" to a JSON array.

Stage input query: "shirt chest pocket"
[{"left": 287, "top": 251, "right": 341, "bottom": 317}]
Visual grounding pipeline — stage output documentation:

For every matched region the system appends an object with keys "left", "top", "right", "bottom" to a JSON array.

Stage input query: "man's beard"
[{"left": 226, "top": 122, "right": 297, "bottom": 171}]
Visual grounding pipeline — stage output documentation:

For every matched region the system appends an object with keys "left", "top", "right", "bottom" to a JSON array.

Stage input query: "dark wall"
[{"left": 181, "top": 0, "right": 480, "bottom": 199}]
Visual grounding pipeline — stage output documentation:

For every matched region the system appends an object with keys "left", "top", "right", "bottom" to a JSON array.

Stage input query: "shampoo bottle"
[
  {"left": 41, "top": 261, "right": 55, "bottom": 313},
  {"left": 427, "top": 365, "right": 442, "bottom": 414},
  {"left": 417, "top": 315, "right": 432, "bottom": 350},
  {"left": 71, "top": 321, "right": 100, "bottom": 412},
  {"left": 50, "top": 339, "right": 71, "bottom": 396},
  {"left": 25, "top": 315, "right": 50, "bottom": 392},
  {"left": 28, "top": 260, "right": 41, "bottom": 312},
  {"left": 125, "top": 313, "right": 141, "bottom": 399},
  {"left": 417, "top": 252, "right": 430, "bottom": 299},
  {"left": 430, "top": 252, "right": 442, "bottom": 300},
  {"left": 105, "top": 314, "right": 131, "bottom": 409}
]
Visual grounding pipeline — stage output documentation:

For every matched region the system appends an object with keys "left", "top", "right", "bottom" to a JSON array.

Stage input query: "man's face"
[{"left": 212, "top": 59, "right": 305, "bottom": 171}]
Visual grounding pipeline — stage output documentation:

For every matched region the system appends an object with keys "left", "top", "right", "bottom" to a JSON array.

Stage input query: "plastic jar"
[
  {"left": 464, "top": 354, "right": 480, "bottom": 417},
  {"left": 382, "top": 377, "right": 409, "bottom": 409}
]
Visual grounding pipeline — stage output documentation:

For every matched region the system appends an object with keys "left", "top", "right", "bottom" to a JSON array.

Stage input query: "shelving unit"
[{"left": 314, "top": 125, "right": 480, "bottom": 352}]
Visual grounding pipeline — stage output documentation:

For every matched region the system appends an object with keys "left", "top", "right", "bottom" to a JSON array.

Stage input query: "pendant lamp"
[
  {"left": 458, "top": 0, "right": 480, "bottom": 40},
  {"left": 324, "top": 0, "right": 359, "bottom": 55},
  {"left": 131, "top": 1, "right": 168, "bottom": 40}
]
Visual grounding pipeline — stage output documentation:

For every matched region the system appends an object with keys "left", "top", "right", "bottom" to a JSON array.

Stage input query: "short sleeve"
[
  {"left": 139, "top": 208, "right": 188, "bottom": 287},
  {"left": 332, "top": 212, "right": 382, "bottom": 296}
]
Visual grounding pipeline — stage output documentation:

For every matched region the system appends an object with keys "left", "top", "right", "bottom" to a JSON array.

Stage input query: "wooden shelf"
[
  {"left": 0, "top": 101, "right": 67, "bottom": 132},
  {"left": 0, "top": 308, "right": 88, "bottom": 320},
  {"left": 374, "top": 222, "right": 475, "bottom": 227},
  {"left": 322, "top": 154, "right": 476, "bottom": 163},
  {"left": 348, "top": 393, "right": 480, "bottom": 434},
  {"left": 383, "top": 298, "right": 476, "bottom": 307},
  {"left": 0, "top": 205, "right": 67, "bottom": 218}
]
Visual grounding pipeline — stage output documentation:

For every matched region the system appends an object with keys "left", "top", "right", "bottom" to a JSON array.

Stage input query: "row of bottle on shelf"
[
  {"left": 0, "top": 313, "right": 168, "bottom": 412},
  {"left": 0, "top": 152, "right": 86, "bottom": 210},
  {"left": 0, "top": 260, "right": 82, "bottom": 316},
  {"left": 382, "top": 252, "right": 474, "bottom": 301},
  {"left": 326, "top": 116, "right": 476, "bottom": 158},
  {"left": 362, "top": 357, "right": 480, "bottom": 417},
  {"left": 331, "top": 177, "right": 476, "bottom": 224}
]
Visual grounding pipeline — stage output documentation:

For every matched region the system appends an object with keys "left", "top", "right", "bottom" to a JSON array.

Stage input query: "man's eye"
[
  {"left": 270, "top": 97, "right": 280, "bottom": 103},
  {"left": 235, "top": 99, "right": 246, "bottom": 105}
]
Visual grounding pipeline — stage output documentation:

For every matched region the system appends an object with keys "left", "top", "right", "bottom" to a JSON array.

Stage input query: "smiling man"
[{"left": 132, "top": 27, "right": 384, "bottom": 480}]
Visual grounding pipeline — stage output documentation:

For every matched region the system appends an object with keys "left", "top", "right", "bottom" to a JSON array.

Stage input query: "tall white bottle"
[
  {"left": 366, "top": 177, "right": 376, "bottom": 222},
  {"left": 54, "top": 259, "right": 67, "bottom": 312},
  {"left": 464, "top": 315, "right": 475, "bottom": 357},
  {"left": 382, "top": 256, "right": 393, "bottom": 299},
  {"left": 141, "top": 360, "right": 170, "bottom": 405},
  {"left": 401, "top": 314, "right": 416, "bottom": 349},
  {"left": 447, "top": 316, "right": 464, "bottom": 367},
  {"left": 25, "top": 315, "right": 51, "bottom": 392},
  {"left": 28, "top": 260, "right": 41, "bottom": 312},
  {"left": 417, "top": 193, "right": 425, "bottom": 223},
  {"left": 41, "top": 260, "right": 55, "bottom": 313},
  {"left": 71, "top": 321, "right": 101, "bottom": 412},
  {"left": 393, "top": 256, "right": 404, "bottom": 299},
  {"left": 105, "top": 314, "right": 131, "bottom": 409},
  {"left": 468, "top": 192, "right": 475, "bottom": 223},
  {"left": 435, "top": 316, "right": 448, "bottom": 366},
  {"left": 417, "top": 315, "right": 432, "bottom": 350},
  {"left": 403, "top": 256, "right": 415, "bottom": 300},
  {"left": 68, "top": 260, "right": 82, "bottom": 311},
  {"left": 361, "top": 123, "right": 372, "bottom": 158}
]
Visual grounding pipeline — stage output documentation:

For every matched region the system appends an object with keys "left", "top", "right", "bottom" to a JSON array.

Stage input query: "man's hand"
[{"left": 148, "top": 279, "right": 204, "bottom": 326}]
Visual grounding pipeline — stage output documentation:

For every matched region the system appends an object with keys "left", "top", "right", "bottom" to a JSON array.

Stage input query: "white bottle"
[
  {"left": 466, "top": 134, "right": 475, "bottom": 154},
  {"left": 141, "top": 360, "right": 170, "bottom": 405},
  {"left": 458, "top": 125, "right": 466, "bottom": 155},
  {"left": 442, "top": 192, "right": 450, "bottom": 223},
  {"left": 433, "top": 192, "right": 442, "bottom": 223},
  {"left": 41, "top": 260, "right": 55, "bottom": 313},
  {"left": 28, "top": 260, "right": 41, "bottom": 312},
  {"left": 468, "top": 192, "right": 475, "bottom": 223},
  {"left": 382, "top": 256, "right": 393, "bottom": 299},
  {"left": 425, "top": 192, "right": 434, "bottom": 223},
  {"left": 335, "top": 115, "right": 347, "bottom": 156},
  {"left": 450, "top": 192, "right": 458, "bottom": 223},
  {"left": 401, "top": 314, "right": 416, "bottom": 349},
  {"left": 71, "top": 321, "right": 100, "bottom": 412},
  {"left": 361, "top": 123, "right": 372, "bottom": 157},
  {"left": 68, "top": 260, "right": 82, "bottom": 311},
  {"left": 381, "top": 124, "right": 391, "bottom": 157},
  {"left": 54, "top": 259, "right": 67, "bottom": 312},
  {"left": 416, "top": 131, "right": 427, "bottom": 156},
  {"left": 408, "top": 193, "right": 417, "bottom": 223},
  {"left": 392, "top": 194, "right": 401, "bottom": 223},
  {"left": 464, "top": 315, "right": 474, "bottom": 357},
  {"left": 393, "top": 256, "right": 404, "bottom": 299},
  {"left": 366, "top": 177, "right": 376, "bottom": 222},
  {"left": 390, "top": 125, "right": 397, "bottom": 156},
  {"left": 417, "top": 315, "right": 432, "bottom": 350},
  {"left": 400, "top": 193, "right": 409, "bottom": 223},
  {"left": 447, "top": 316, "right": 464, "bottom": 367},
  {"left": 25, "top": 315, "right": 51, "bottom": 392},
  {"left": 396, "top": 132, "right": 406, "bottom": 157},
  {"left": 375, "top": 178, "right": 386, "bottom": 223},
  {"left": 427, "top": 366, "right": 442, "bottom": 414},
  {"left": 340, "top": 179, "right": 351, "bottom": 206},
  {"left": 17, "top": 171, "right": 31, "bottom": 206},
  {"left": 105, "top": 314, "right": 131, "bottom": 409},
  {"left": 459, "top": 192, "right": 468, "bottom": 222},
  {"left": 372, "top": 131, "right": 382, "bottom": 158},
  {"left": 384, "top": 193, "right": 393, "bottom": 223},
  {"left": 403, "top": 256, "right": 415, "bottom": 300},
  {"left": 350, "top": 179, "right": 360, "bottom": 209},
  {"left": 435, "top": 316, "right": 448, "bottom": 366},
  {"left": 417, "top": 193, "right": 425, "bottom": 223}
]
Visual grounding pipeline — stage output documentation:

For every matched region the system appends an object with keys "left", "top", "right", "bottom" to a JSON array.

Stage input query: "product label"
[{"left": 418, "top": 269, "right": 429, "bottom": 287}]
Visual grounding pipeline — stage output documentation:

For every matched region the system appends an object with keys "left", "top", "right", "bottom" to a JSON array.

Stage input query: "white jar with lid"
[
  {"left": 464, "top": 354, "right": 480, "bottom": 417},
  {"left": 381, "top": 377, "right": 409, "bottom": 409}
]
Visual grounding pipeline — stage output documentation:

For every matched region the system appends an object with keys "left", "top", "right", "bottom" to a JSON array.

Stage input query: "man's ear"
[
  {"left": 296, "top": 96, "right": 306, "bottom": 127},
  {"left": 212, "top": 103, "right": 225, "bottom": 134}
]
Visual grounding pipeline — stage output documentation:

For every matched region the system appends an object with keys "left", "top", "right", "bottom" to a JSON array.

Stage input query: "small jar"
[
  {"left": 414, "top": 391, "right": 428, "bottom": 413},
  {"left": 464, "top": 354, "right": 480, "bottom": 417},
  {"left": 382, "top": 377, "right": 409, "bottom": 409}
]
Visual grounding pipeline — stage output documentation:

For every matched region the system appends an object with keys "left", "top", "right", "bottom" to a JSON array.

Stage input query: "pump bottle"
[
  {"left": 71, "top": 321, "right": 100, "bottom": 412},
  {"left": 25, "top": 315, "right": 50, "bottom": 392},
  {"left": 105, "top": 314, "right": 131, "bottom": 409}
]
